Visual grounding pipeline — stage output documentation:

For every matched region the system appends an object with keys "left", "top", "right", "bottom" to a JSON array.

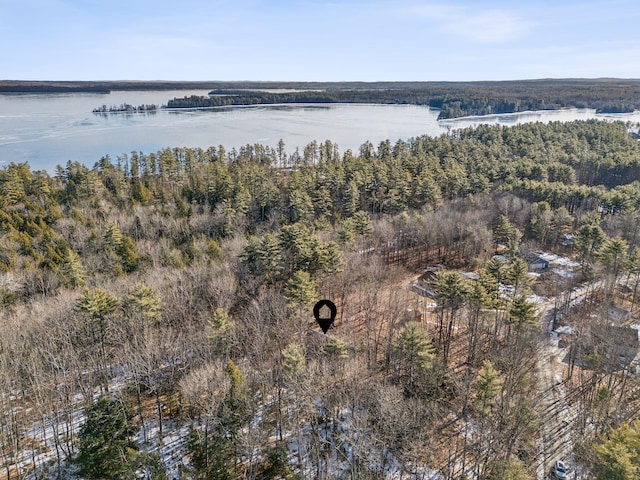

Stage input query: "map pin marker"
[{"left": 313, "top": 299, "right": 337, "bottom": 334}]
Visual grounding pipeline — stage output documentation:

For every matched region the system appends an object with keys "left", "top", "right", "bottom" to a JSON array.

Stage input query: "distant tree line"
[
  {"left": 5, "top": 80, "right": 640, "bottom": 118},
  {"left": 163, "top": 82, "right": 640, "bottom": 118}
]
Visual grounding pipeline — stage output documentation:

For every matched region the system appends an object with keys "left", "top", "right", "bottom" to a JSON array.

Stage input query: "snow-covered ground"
[
  {"left": 536, "top": 252, "right": 580, "bottom": 268},
  {"left": 12, "top": 379, "right": 447, "bottom": 480}
]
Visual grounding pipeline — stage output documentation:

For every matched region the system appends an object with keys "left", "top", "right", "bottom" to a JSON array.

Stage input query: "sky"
[{"left": 1, "top": 0, "right": 639, "bottom": 81}]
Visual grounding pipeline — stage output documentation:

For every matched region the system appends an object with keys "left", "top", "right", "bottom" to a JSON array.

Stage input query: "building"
[{"left": 524, "top": 253, "right": 550, "bottom": 271}]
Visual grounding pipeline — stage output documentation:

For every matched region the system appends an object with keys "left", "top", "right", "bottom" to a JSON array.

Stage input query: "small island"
[{"left": 92, "top": 103, "right": 159, "bottom": 114}]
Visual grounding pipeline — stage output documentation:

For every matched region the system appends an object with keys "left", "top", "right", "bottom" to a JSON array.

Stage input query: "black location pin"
[{"left": 313, "top": 299, "right": 337, "bottom": 334}]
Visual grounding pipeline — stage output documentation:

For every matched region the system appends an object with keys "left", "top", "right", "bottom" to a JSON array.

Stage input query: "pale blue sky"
[{"left": 1, "top": 0, "right": 639, "bottom": 81}]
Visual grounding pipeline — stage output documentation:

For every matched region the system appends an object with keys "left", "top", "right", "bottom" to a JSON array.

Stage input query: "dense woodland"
[{"left": 3, "top": 120, "right": 640, "bottom": 479}]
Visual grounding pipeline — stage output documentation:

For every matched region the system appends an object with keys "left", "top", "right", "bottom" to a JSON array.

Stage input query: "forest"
[{"left": 3, "top": 119, "right": 640, "bottom": 479}]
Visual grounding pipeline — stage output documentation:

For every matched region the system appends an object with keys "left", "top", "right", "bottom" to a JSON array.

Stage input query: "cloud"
[
  {"left": 394, "top": 2, "right": 531, "bottom": 43},
  {"left": 441, "top": 9, "right": 528, "bottom": 43}
]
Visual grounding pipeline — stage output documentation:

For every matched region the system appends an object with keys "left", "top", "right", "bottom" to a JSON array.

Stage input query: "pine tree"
[
  {"left": 104, "top": 223, "right": 124, "bottom": 250},
  {"left": 206, "top": 308, "right": 233, "bottom": 356},
  {"left": 285, "top": 270, "right": 317, "bottom": 308},
  {"left": 206, "top": 239, "right": 222, "bottom": 261},
  {"left": 494, "top": 215, "right": 514, "bottom": 244},
  {"left": 507, "top": 295, "right": 537, "bottom": 338},
  {"left": 627, "top": 248, "right": 640, "bottom": 305},
  {"left": 76, "top": 287, "right": 118, "bottom": 323},
  {"left": 224, "top": 359, "right": 249, "bottom": 429},
  {"left": 592, "top": 421, "right": 640, "bottom": 479},
  {"left": 123, "top": 283, "right": 161, "bottom": 324},
  {"left": 344, "top": 179, "right": 360, "bottom": 217},
  {"left": 529, "top": 201, "right": 552, "bottom": 244},
  {"left": 75, "top": 288, "right": 119, "bottom": 387},
  {"left": 322, "top": 336, "right": 349, "bottom": 359},
  {"left": 394, "top": 321, "right": 435, "bottom": 394},
  {"left": 475, "top": 360, "right": 504, "bottom": 416},
  {"left": 485, "top": 457, "right": 528, "bottom": 480},
  {"left": 258, "top": 233, "right": 282, "bottom": 283},
  {"left": 288, "top": 188, "right": 314, "bottom": 223},
  {"left": 257, "top": 444, "right": 295, "bottom": 479},
  {"left": 118, "top": 236, "right": 140, "bottom": 273},
  {"left": 76, "top": 397, "right": 137, "bottom": 479},
  {"left": 597, "top": 236, "right": 629, "bottom": 278},
  {"left": 494, "top": 215, "right": 522, "bottom": 258},
  {"left": 103, "top": 223, "right": 139, "bottom": 273},
  {"left": 352, "top": 210, "right": 372, "bottom": 236},
  {"left": 319, "top": 241, "right": 343, "bottom": 274},
  {"left": 467, "top": 281, "right": 490, "bottom": 365},
  {"left": 282, "top": 342, "right": 306, "bottom": 378},
  {"left": 507, "top": 258, "right": 530, "bottom": 297},
  {"left": 435, "top": 271, "right": 469, "bottom": 363},
  {"left": 187, "top": 360, "right": 249, "bottom": 479},
  {"left": 1, "top": 165, "right": 26, "bottom": 205},
  {"left": 59, "top": 249, "right": 86, "bottom": 288},
  {"left": 575, "top": 222, "right": 606, "bottom": 271}
]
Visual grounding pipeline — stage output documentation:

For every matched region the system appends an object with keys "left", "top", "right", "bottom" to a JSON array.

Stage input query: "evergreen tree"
[
  {"left": 206, "top": 308, "right": 233, "bottom": 356},
  {"left": 475, "top": 360, "right": 504, "bottom": 416},
  {"left": 597, "top": 236, "right": 629, "bottom": 278},
  {"left": 118, "top": 235, "right": 140, "bottom": 273},
  {"left": 59, "top": 249, "right": 86, "bottom": 288},
  {"left": 485, "top": 457, "right": 528, "bottom": 480},
  {"left": 258, "top": 233, "right": 282, "bottom": 283},
  {"left": 507, "top": 295, "right": 537, "bottom": 337},
  {"left": 627, "top": 247, "right": 640, "bottom": 305},
  {"left": 529, "top": 201, "right": 552, "bottom": 244},
  {"left": 186, "top": 360, "right": 249, "bottom": 479},
  {"left": 257, "top": 444, "right": 295, "bottom": 479},
  {"left": 104, "top": 223, "right": 124, "bottom": 250},
  {"left": 123, "top": 283, "right": 162, "bottom": 324},
  {"left": 592, "top": 421, "right": 640, "bottom": 480},
  {"left": 343, "top": 179, "right": 360, "bottom": 217},
  {"left": 435, "top": 271, "right": 469, "bottom": 363},
  {"left": 282, "top": 342, "right": 306, "bottom": 378},
  {"left": 394, "top": 321, "right": 435, "bottom": 394},
  {"left": 351, "top": 210, "right": 372, "bottom": 236},
  {"left": 322, "top": 336, "right": 349, "bottom": 359},
  {"left": 575, "top": 222, "right": 606, "bottom": 271},
  {"left": 75, "top": 288, "right": 119, "bottom": 387},
  {"left": 507, "top": 258, "right": 530, "bottom": 297},
  {"left": 285, "top": 270, "right": 317, "bottom": 308},
  {"left": 494, "top": 215, "right": 522, "bottom": 258},
  {"left": 186, "top": 427, "right": 233, "bottom": 480},
  {"left": 76, "top": 397, "right": 137, "bottom": 479},
  {"left": 103, "top": 223, "right": 140, "bottom": 273}
]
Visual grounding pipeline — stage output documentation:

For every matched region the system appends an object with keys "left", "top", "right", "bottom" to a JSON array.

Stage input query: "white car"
[{"left": 554, "top": 460, "right": 567, "bottom": 479}]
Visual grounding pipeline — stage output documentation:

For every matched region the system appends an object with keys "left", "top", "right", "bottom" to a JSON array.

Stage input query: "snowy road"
[{"left": 534, "top": 281, "right": 600, "bottom": 479}]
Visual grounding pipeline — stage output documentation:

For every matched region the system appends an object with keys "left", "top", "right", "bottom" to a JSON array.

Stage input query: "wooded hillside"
[{"left": 2, "top": 120, "right": 640, "bottom": 479}]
